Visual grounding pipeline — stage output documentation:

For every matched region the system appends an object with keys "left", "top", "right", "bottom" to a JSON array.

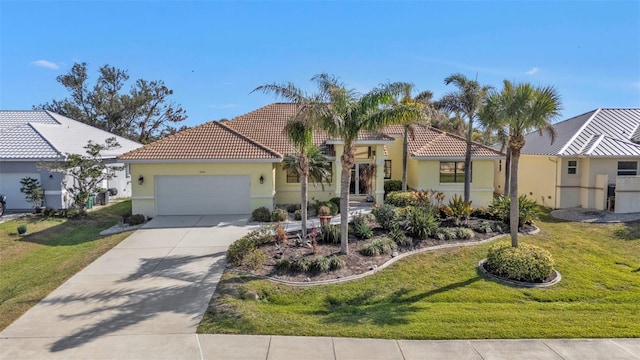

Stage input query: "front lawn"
[
  {"left": 198, "top": 215, "right": 640, "bottom": 339},
  {"left": 0, "top": 201, "right": 133, "bottom": 331}
]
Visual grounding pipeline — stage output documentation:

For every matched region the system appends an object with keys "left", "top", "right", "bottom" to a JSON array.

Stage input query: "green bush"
[
  {"left": 325, "top": 201, "right": 338, "bottom": 216},
  {"left": 351, "top": 212, "right": 371, "bottom": 228},
  {"left": 354, "top": 222, "right": 373, "bottom": 239},
  {"left": 271, "top": 208, "right": 288, "bottom": 222},
  {"left": 291, "top": 258, "right": 311, "bottom": 272},
  {"left": 227, "top": 236, "right": 256, "bottom": 266},
  {"left": 443, "top": 194, "right": 473, "bottom": 225},
  {"left": 252, "top": 207, "right": 271, "bottom": 222},
  {"left": 390, "top": 226, "right": 411, "bottom": 247},
  {"left": 244, "top": 249, "right": 266, "bottom": 271},
  {"left": 294, "top": 209, "right": 302, "bottom": 220},
  {"left": 473, "top": 221, "right": 494, "bottom": 234},
  {"left": 360, "top": 237, "right": 397, "bottom": 257},
  {"left": 485, "top": 242, "right": 554, "bottom": 283},
  {"left": 310, "top": 256, "right": 332, "bottom": 273},
  {"left": 329, "top": 197, "right": 341, "bottom": 212},
  {"left": 455, "top": 227, "right": 475, "bottom": 240},
  {"left": 434, "top": 227, "right": 458, "bottom": 240},
  {"left": 275, "top": 257, "right": 292, "bottom": 271},
  {"left": 66, "top": 207, "right": 81, "bottom": 219},
  {"left": 488, "top": 195, "right": 541, "bottom": 227},
  {"left": 384, "top": 180, "right": 402, "bottom": 194},
  {"left": 245, "top": 227, "right": 274, "bottom": 245},
  {"left": 42, "top": 208, "right": 56, "bottom": 217},
  {"left": 329, "top": 256, "right": 345, "bottom": 270},
  {"left": 371, "top": 203, "right": 397, "bottom": 230},
  {"left": 286, "top": 204, "right": 301, "bottom": 213},
  {"left": 320, "top": 224, "right": 341, "bottom": 244},
  {"left": 385, "top": 191, "right": 413, "bottom": 207},
  {"left": 404, "top": 207, "right": 438, "bottom": 240},
  {"left": 127, "top": 214, "right": 146, "bottom": 225}
]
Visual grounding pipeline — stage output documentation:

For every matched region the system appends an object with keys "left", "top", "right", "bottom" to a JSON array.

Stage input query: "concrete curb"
[{"left": 233, "top": 225, "right": 540, "bottom": 287}]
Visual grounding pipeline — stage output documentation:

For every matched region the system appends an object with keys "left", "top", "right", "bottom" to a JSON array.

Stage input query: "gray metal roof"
[
  {"left": 0, "top": 110, "right": 142, "bottom": 160},
  {"left": 521, "top": 108, "right": 640, "bottom": 157}
]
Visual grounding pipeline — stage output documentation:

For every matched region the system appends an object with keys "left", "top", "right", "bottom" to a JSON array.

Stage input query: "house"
[
  {"left": 494, "top": 108, "right": 640, "bottom": 213},
  {"left": 118, "top": 103, "right": 504, "bottom": 217},
  {"left": 0, "top": 110, "right": 142, "bottom": 210}
]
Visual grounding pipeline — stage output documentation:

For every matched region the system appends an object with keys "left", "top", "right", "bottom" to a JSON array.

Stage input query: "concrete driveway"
[{"left": 0, "top": 215, "right": 254, "bottom": 359}]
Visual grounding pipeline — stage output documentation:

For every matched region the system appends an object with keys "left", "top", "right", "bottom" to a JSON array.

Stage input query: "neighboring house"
[
  {"left": 119, "top": 103, "right": 503, "bottom": 217},
  {"left": 0, "top": 111, "right": 142, "bottom": 210},
  {"left": 494, "top": 108, "right": 640, "bottom": 213}
]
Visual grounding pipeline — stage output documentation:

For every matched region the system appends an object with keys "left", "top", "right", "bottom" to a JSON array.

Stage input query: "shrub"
[
  {"left": 488, "top": 195, "right": 541, "bottom": 227},
  {"left": 310, "top": 256, "right": 332, "bottom": 273},
  {"left": 455, "top": 227, "right": 475, "bottom": 240},
  {"left": 371, "top": 203, "right": 397, "bottom": 230},
  {"left": 127, "top": 214, "right": 146, "bottom": 225},
  {"left": 354, "top": 222, "right": 373, "bottom": 239},
  {"left": 244, "top": 249, "right": 266, "bottom": 271},
  {"left": 385, "top": 191, "right": 413, "bottom": 207},
  {"left": 351, "top": 212, "right": 371, "bottom": 228},
  {"left": 485, "top": 242, "right": 554, "bottom": 283},
  {"left": 291, "top": 258, "right": 311, "bottom": 272},
  {"left": 294, "top": 209, "right": 302, "bottom": 220},
  {"left": 443, "top": 194, "right": 473, "bottom": 225},
  {"left": 66, "top": 207, "right": 81, "bottom": 219},
  {"left": 329, "top": 256, "right": 345, "bottom": 270},
  {"left": 320, "top": 224, "right": 341, "bottom": 244},
  {"left": 404, "top": 207, "right": 438, "bottom": 240},
  {"left": 317, "top": 205, "right": 332, "bottom": 216},
  {"left": 43, "top": 208, "right": 56, "bottom": 217},
  {"left": 274, "top": 222, "right": 288, "bottom": 243},
  {"left": 360, "top": 237, "right": 397, "bottom": 257},
  {"left": 434, "top": 227, "right": 458, "bottom": 240},
  {"left": 252, "top": 207, "right": 271, "bottom": 222},
  {"left": 227, "top": 236, "right": 256, "bottom": 266},
  {"left": 325, "top": 201, "right": 338, "bottom": 215},
  {"left": 390, "top": 226, "right": 411, "bottom": 247},
  {"left": 473, "top": 221, "right": 494, "bottom": 234},
  {"left": 245, "top": 227, "right": 274, "bottom": 245},
  {"left": 275, "top": 257, "right": 292, "bottom": 271},
  {"left": 286, "top": 204, "right": 301, "bottom": 213},
  {"left": 329, "top": 197, "right": 341, "bottom": 212},
  {"left": 384, "top": 180, "right": 402, "bottom": 194},
  {"left": 271, "top": 208, "right": 288, "bottom": 222}
]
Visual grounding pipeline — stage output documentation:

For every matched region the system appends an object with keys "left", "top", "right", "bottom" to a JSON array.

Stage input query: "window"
[
  {"left": 567, "top": 160, "right": 577, "bottom": 175},
  {"left": 618, "top": 161, "right": 638, "bottom": 176},
  {"left": 499, "top": 160, "right": 502, "bottom": 172},
  {"left": 440, "top": 161, "right": 471, "bottom": 183},
  {"left": 384, "top": 160, "right": 392, "bottom": 179},
  {"left": 286, "top": 168, "right": 300, "bottom": 183}
]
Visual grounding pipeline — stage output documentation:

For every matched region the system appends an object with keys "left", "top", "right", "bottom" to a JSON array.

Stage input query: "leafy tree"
[
  {"left": 35, "top": 62, "right": 187, "bottom": 144},
  {"left": 42, "top": 138, "right": 124, "bottom": 216},
  {"left": 19, "top": 177, "right": 44, "bottom": 209},
  {"left": 310, "top": 74, "right": 422, "bottom": 254},
  {"left": 438, "top": 74, "right": 492, "bottom": 202},
  {"left": 479, "top": 80, "right": 561, "bottom": 247}
]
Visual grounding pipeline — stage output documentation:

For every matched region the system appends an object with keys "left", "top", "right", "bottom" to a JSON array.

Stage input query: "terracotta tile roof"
[
  {"left": 118, "top": 103, "right": 502, "bottom": 161},
  {"left": 118, "top": 121, "right": 281, "bottom": 160}
]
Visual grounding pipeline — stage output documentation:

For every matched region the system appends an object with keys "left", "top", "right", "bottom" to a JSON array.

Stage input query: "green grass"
[
  {"left": 0, "top": 201, "right": 133, "bottom": 330},
  {"left": 198, "top": 214, "right": 640, "bottom": 339}
]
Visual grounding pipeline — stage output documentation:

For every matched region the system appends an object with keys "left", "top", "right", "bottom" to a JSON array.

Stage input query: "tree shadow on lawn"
[
  {"left": 314, "top": 277, "right": 481, "bottom": 327},
  {"left": 36, "top": 252, "right": 227, "bottom": 352},
  {"left": 613, "top": 220, "right": 640, "bottom": 241}
]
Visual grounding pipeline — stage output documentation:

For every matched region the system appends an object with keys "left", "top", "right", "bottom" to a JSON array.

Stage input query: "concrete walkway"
[{"left": 1, "top": 214, "right": 639, "bottom": 359}]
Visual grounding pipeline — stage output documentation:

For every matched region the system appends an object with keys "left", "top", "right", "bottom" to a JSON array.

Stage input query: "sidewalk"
[{"left": 1, "top": 334, "right": 638, "bottom": 359}]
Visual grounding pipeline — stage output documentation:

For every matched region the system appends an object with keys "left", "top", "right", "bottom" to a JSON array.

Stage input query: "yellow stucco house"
[
  {"left": 494, "top": 108, "right": 640, "bottom": 213},
  {"left": 119, "top": 103, "right": 503, "bottom": 217}
]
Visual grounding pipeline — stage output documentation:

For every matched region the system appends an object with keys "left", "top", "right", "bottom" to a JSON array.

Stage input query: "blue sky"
[{"left": 1, "top": 1, "right": 639, "bottom": 128}]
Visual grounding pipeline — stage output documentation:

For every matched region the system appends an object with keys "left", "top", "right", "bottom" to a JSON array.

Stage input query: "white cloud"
[
  {"left": 526, "top": 67, "right": 540, "bottom": 75},
  {"left": 30, "top": 60, "right": 59, "bottom": 69}
]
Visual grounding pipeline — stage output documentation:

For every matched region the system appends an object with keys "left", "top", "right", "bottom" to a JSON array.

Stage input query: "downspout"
[{"left": 548, "top": 157, "right": 559, "bottom": 209}]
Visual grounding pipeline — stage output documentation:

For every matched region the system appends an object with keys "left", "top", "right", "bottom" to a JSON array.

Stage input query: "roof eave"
[{"left": 119, "top": 158, "right": 282, "bottom": 164}]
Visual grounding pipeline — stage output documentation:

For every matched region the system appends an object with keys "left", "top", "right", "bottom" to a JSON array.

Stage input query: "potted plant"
[
  {"left": 318, "top": 205, "right": 332, "bottom": 225},
  {"left": 17, "top": 225, "right": 27, "bottom": 235}
]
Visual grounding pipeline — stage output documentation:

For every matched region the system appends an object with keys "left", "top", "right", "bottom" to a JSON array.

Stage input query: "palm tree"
[
  {"left": 311, "top": 73, "right": 422, "bottom": 254},
  {"left": 479, "top": 80, "right": 561, "bottom": 247},
  {"left": 283, "top": 144, "right": 331, "bottom": 192},
  {"left": 439, "top": 74, "right": 492, "bottom": 202},
  {"left": 252, "top": 82, "right": 319, "bottom": 238},
  {"left": 392, "top": 84, "right": 432, "bottom": 192}
]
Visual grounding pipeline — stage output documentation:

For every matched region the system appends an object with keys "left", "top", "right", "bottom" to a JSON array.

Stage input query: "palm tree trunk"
[
  {"left": 402, "top": 125, "right": 408, "bottom": 192},
  {"left": 301, "top": 174, "right": 308, "bottom": 239},
  {"left": 339, "top": 141, "right": 355, "bottom": 255},
  {"left": 509, "top": 147, "right": 520, "bottom": 247},
  {"left": 464, "top": 117, "right": 473, "bottom": 202},
  {"left": 504, "top": 147, "right": 511, "bottom": 197}
]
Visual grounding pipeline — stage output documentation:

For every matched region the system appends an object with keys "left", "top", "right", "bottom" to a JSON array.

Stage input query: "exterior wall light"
[
  {"left": 259, "top": 175, "right": 264, "bottom": 184},
  {"left": 138, "top": 175, "right": 144, "bottom": 185}
]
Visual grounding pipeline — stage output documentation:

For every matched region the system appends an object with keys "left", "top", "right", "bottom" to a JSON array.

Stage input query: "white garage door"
[
  {"left": 155, "top": 175, "right": 251, "bottom": 215},
  {"left": 0, "top": 173, "right": 40, "bottom": 210}
]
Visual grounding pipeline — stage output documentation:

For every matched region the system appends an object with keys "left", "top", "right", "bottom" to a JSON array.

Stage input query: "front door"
[{"left": 350, "top": 163, "right": 374, "bottom": 195}]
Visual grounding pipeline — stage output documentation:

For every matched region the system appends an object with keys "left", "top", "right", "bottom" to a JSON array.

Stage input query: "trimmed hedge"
[
  {"left": 252, "top": 207, "right": 271, "bottom": 222},
  {"left": 485, "top": 242, "right": 554, "bottom": 283}
]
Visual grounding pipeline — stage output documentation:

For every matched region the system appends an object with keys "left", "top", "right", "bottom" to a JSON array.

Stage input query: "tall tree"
[
  {"left": 439, "top": 74, "right": 492, "bottom": 202},
  {"left": 311, "top": 73, "right": 422, "bottom": 254},
  {"left": 252, "top": 82, "right": 320, "bottom": 238},
  {"left": 36, "top": 62, "right": 187, "bottom": 144},
  {"left": 479, "top": 80, "right": 561, "bottom": 247}
]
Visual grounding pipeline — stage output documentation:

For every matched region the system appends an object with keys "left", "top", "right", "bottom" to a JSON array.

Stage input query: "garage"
[
  {"left": 0, "top": 173, "right": 40, "bottom": 210},
  {"left": 155, "top": 175, "right": 251, "bottom": 215}
]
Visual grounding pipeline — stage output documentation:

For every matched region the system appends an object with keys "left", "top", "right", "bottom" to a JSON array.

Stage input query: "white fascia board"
[
  {"left": 411, "top": 156, "right": 505, "bottom": 161},
  {"left": 119, "top": 158, "right": 282, "bottom": 164}
]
